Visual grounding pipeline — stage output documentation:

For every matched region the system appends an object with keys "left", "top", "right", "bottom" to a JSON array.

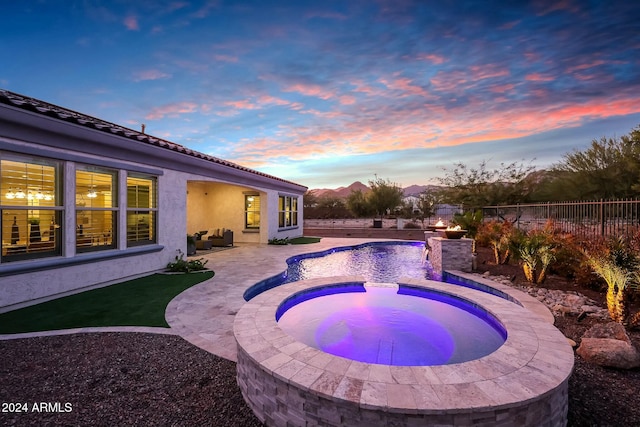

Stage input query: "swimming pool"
[{"left": 243, "top": 241, "right": 516, "bottom": 303}]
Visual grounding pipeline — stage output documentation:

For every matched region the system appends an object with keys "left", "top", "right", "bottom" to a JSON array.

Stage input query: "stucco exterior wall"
[{"left": 0, "top": 93, "right": 307, "bottom": 310}]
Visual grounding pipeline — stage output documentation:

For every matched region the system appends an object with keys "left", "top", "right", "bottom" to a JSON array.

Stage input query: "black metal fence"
[{"left": 482, "top": 199, "right": 640, "bottom": 238}]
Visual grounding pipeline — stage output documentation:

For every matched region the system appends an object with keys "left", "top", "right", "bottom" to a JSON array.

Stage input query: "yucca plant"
[
  {"left": 584, "top": 236, "right": 639, "bottom": 326},
  {"left": 588, "top": 257, "right": 633, "bottom": 324},
  {"left": 511, "top": 230, "right": 556, "bottom": 284}
]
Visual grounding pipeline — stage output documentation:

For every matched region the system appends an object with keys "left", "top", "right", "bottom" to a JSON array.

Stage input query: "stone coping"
[
  {"left": 446, "top": 270, "right": 556, "bottom": 325},
  {"left": 234, "top": 275, "right": 574, "bottom": 414}
]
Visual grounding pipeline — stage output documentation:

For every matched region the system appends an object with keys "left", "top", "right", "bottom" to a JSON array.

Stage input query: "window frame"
[
  {"left": 75, "top": 166, "right": 118, "bottom": 253},
  {"left": 126, "top": 173, "right": 158, "bottom": 247},
  {"left": 0, "top": 153, "right": 63, "bottom": 262},
  {"left": 244, "top": 193, "right": 260, "bottom": 230},
  {"left": 278, "top": 195, "right": 299, "bottom": 229}
]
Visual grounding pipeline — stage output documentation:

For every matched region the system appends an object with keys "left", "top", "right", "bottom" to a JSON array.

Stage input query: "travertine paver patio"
[{"left": 165, "top": 238, "right": 392, "bottom": 362}]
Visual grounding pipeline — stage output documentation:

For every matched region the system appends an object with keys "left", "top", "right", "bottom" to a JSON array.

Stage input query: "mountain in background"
[
  {"left": 309, "top": 182, "right": 442, "bottom": 198},
  {"left": 309, "top": 181, "right": 370, "bottom": 198}
]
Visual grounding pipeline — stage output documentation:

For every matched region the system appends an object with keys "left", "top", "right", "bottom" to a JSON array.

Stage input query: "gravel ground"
[{"left": 0, "top": 333, "right": 264, "bottom": 427}]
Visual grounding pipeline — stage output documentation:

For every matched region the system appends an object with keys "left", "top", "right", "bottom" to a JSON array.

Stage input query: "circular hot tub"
[
  {"left": 234, "top": 277, "right": 574, "bottom": 427},
  {"left": 276, "top": 283, "right": 506, "bottom": 366}
]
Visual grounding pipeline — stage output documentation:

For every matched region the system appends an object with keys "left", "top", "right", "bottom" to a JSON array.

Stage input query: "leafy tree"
[
  {"left": 547, "top": 125, "right": 640, "bottom": 200},
  {"left": 418, "top": 190, "right": 441, "bottom": 220},
  {"left": 314, "top": 196, "right": 351, "bottom": 219},
  {"left": 437, "top": 160, "right": 536, "bottom": 209},
  {"left": 346, "top": 189, "right": 374, "bottom": 217},
  {"left": 367, "top": 177, "right": 404, "bottom": 218},
  {"left": 303, "top": 191, "right": 318, "bottom": 208}
]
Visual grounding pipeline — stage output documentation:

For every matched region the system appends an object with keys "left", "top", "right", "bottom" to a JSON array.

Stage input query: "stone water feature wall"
[{"left": 427, "top": 235, "right": 473, "bottom": 276}]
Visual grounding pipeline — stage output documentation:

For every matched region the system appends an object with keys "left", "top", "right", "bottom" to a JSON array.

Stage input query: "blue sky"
[{"left": 2, "top": 0, "right": 640, "bottom": 189}]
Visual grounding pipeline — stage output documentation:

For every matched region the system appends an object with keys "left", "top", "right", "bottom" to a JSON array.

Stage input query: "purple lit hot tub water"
[{"left": 276, "top": 283, "right": 507, "bottom": 366}]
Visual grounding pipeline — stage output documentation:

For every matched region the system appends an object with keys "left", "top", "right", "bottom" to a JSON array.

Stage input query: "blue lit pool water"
[
  {"left": 244, "top": 241, "right": 431, "bottom": 300},
  {"left": 276, "top": 284, "right": 507, "bottom": 366}
]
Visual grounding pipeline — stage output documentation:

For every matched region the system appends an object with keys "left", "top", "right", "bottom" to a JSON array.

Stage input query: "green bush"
[
  {"left": 268, "top": 237, "right": 290, "bottom": 245},
  {"left": 167, "top": 250, "right": 209, "bottom": 272}
]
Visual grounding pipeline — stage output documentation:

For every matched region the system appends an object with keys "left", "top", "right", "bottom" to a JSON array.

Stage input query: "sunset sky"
[{"left": 2, "top": 1, "right": 640, "bottom": 189}]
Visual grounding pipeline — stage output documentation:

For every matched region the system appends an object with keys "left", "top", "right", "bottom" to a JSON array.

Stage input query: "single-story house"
[{"left": 0, "top": 89, "right": 307, "bottom": 310}]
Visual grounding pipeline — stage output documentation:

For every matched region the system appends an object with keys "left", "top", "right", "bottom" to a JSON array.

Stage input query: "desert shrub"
[
  {"left": 403, "top": 221, "right": 421, "bottom": 229},
  {"left": 476, "top": 220, "right": 514, "bottom": 264}
]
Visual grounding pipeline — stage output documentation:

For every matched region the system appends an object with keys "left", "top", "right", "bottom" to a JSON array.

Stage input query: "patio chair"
[{"left": 208, "top": 228, "right": 233, "bottom": 247}]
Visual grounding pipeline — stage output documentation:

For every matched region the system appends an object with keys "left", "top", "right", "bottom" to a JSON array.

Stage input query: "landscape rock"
[
  {"left": 576, "top": 338, "right": 640, "bottom": 369},
  {"left": 582, "top": 322, "right": 632, "bottom": 344},
  {"left": 474, "top": 273, "right": 609, "bottom": 320}
]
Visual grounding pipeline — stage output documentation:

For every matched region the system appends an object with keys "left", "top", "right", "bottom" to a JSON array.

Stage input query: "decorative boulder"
[{"left": 576, "top": 322, "right": 640, "bottom": 369}]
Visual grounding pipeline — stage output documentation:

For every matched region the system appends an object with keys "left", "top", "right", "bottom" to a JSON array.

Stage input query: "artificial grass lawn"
[
  {"left": 0, "top": 271, "right": 214, "bottom": 334},
  {"left": 288, "top": 236, "right": 321, "bottom": 244}
]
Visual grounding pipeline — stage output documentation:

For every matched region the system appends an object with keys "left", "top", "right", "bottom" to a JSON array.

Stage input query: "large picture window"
[
  {"left": 76, "top": 167, "right": 117, "bottom": 252},
  {"left": 1, "top": 155, "right": 62, "bottom": 261},
  {"left": 278, "top": 195, "right": 298, "bottom": 228},
  {"left": 126, "top": 174, "right": 157, "bottom": 246},
  {"left": 245, "top": 194, "right": 260, "bottom": 229}
]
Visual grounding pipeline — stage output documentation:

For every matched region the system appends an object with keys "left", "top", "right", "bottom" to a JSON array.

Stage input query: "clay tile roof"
[{"left": 0, "top": 89, "right": 306, "bottom": 189}]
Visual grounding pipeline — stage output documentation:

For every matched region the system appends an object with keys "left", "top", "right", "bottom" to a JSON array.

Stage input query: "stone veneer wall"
[
  {"left": 428, "top": 236, "right": 472, "bottom": 276},
  {"left": 236, "top": 344, "right": 569, "bottom": 427}
]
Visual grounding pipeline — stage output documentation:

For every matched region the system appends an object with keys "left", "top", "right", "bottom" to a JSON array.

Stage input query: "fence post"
[
  {"left": 599, "top": 199, "right": 605, "bottom": 236},
  {"left": 516, "top": 204, "right": 520, "bottom": 229}
]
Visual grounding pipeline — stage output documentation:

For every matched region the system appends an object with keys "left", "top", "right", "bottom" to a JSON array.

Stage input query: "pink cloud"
[
  {"left": 416, "top": 53, "right": 446, "bottom": 64},
  {"left": 282, "top": 83, "right": 335, "bottom": 100},
  {"left": 525, "top": 73, "right": 555, "bottom": 82},
  {"left": 339, "top": 95, "right": 356, "bottom": 105},
  {"left": 566, "top": 60, "right": 606, "bottom": 73},
  {"left": 225, "top": 94, "right": 640, "bottom": 168},
  {"left": 489, "top": 83, "right": 516, "bottom": 93},
  {"left": 430, "top": 71, "right": 469, "bottom": 92},
  {"left": 468, "top": 65, "right": 510, "bottom": 80},
  {"left": 379, "top": 76, "right": 434, "bottom": 99},
  {"left": 123, "top": 15, "right": 139, "bottom": 31},
  {"left": 132, "top": 69, "right": 171, "bottom": 82},
  {"left": 146, "top": 102, "right": 198, "bottom": 120},
  {"left": 224, "top": 99, "right": 260, "bottom": 110}
]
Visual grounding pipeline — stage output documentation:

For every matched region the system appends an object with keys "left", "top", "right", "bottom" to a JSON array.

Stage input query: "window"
[
  {"left": 126, "top": 174, "right": 157, "bottom": 246},
  {"left": 279, "top": 195, "right": 298, "bottom": 228},
  {"left": 76, "top": 167, "right": 117, "bottom": 252},
  {"left": 245, "top": 194, "right": 260, "bottom": 229},
  {"left": 1, "top": 155, "right": 62, "bottom": 261}
]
